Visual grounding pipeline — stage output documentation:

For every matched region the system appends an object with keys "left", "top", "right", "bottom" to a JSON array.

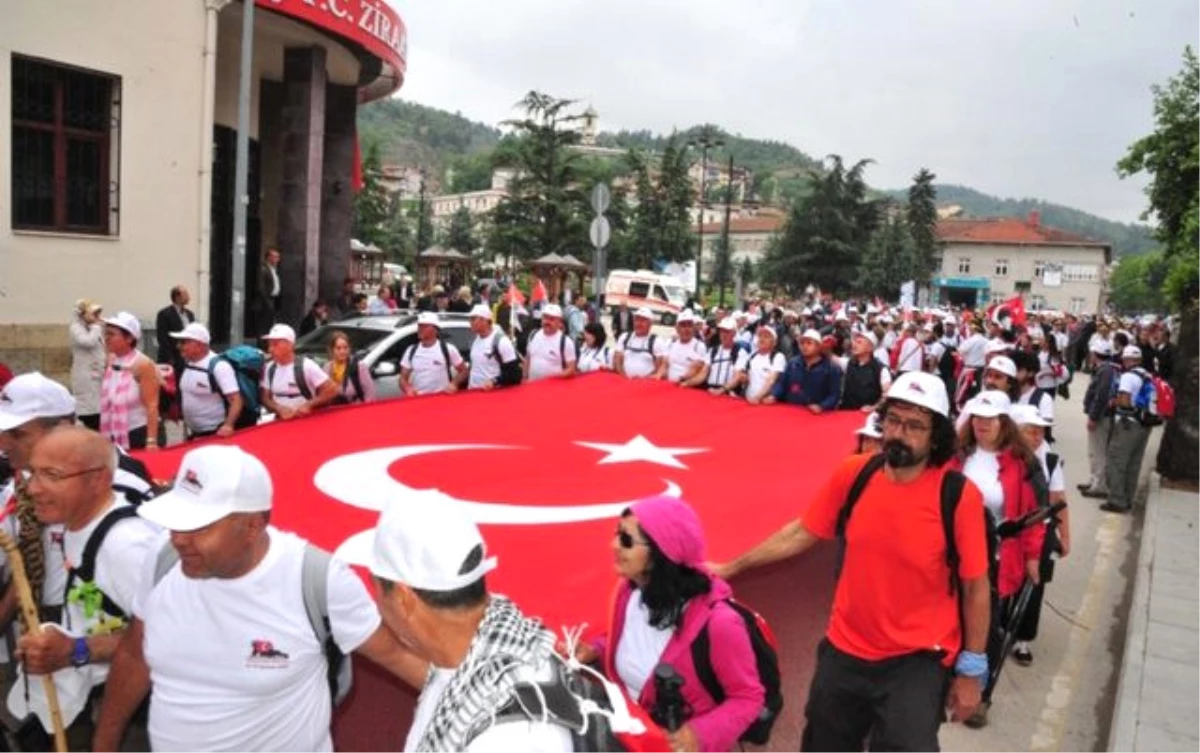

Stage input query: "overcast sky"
[{"left": 390, "top": 0, "right": 1197, "bottom": 224}]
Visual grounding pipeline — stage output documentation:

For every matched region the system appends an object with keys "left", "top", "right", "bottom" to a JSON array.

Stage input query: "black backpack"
[
  {"left": 63, "top": 506, "right": 143, "bottom": 625},
  {"left": 404, "top": 339, "right": 455, "bottom": 382},
  {"left": 331, "top": 355, "right": 366, "bottom": 405},
  {"left": 690, "top": 599, "right": 784, "bottom": 745}
]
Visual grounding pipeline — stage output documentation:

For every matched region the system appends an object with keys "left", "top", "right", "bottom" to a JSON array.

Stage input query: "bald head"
[
  {"left": 42, "top": 425, "right": 115, "bottom": 472},
  {"left": 27, "top": 427, "right": 116, "bottom": 528}
]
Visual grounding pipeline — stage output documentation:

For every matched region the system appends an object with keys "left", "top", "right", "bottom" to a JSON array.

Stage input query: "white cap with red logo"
[
  {"left": 885, "top": 371, "right": 950, "bottom": 418},
  {"left": 0, "top": 373, "right": 76, "bottom": 431},
  {"left": 139, "top": 445, "right": 273, "bottom": 532}
]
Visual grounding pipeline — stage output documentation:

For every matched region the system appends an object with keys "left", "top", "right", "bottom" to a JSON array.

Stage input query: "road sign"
[
  {"left": 589, "top": 216, "right": 611, "bottom": 249},
  {"left": 591, "top": 183, "right": 611, "bottom": 215}
]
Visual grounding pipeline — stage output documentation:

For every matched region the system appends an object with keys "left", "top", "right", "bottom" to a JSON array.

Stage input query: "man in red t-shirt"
[{"left": 715, "top": 372, "right": 991, "bottom": 751}]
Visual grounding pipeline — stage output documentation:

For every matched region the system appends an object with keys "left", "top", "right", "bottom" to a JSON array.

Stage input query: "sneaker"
[
  {"left": 1081, "top": 488, "right": 1110, "bottom": 499},
  {"left": 964, "top": 701, "right": 991, "bottom": 729},
  {"left": 1101, "top": 502, "right": 1131, "bottom": 514},
  {"left": 1013, "top": 642, "right": 1033, "bottom": 666},
  {"left": 1076, "top": 482, "right": 1092, "bottom": 491}
]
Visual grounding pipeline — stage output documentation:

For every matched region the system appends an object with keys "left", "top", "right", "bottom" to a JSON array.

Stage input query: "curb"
[{"left": 1107, "top": 472, "right": 1159, "bottom": 751}]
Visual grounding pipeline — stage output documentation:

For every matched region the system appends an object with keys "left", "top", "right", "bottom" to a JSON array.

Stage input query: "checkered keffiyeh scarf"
[
  {"left": 99, "top": 350, "right": 140, "bottom": 449},
  {"left": 415, "top": 595, "right": 557, "bottom": 752}
]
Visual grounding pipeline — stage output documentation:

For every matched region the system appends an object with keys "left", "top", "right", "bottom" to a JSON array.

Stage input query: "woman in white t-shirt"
[
  {"left": 574, "top": 496, "right": 764, "bottom": 753},
  {"left": 1010, "top": 403, "right": 1069, "bottom": 668},
  {"left": 735, "top": 327, "right": 786, "bottom": 405},
  {"left": 576, "top": 322, "right": 612, "bottom": 374}
]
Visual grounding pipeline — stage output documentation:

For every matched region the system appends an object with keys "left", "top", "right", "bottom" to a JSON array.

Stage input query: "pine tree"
[
  {"left": 907, "top": 168, "right": 940, "bottom": 288},
  {"left": 352, "top": 142, "right": 389, "bottom": 246}
]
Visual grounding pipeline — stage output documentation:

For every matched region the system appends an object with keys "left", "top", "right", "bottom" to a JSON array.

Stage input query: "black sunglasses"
[{"left": 615, "top": 527, "right": 649, "bottom": 549}]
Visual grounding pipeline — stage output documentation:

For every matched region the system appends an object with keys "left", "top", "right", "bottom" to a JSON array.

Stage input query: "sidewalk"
[{"left": 1109, "top": 474, "right": 1200, "bottom": 751}]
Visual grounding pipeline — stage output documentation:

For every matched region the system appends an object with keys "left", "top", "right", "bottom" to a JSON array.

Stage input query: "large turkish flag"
[{"left": 138, "top": 374, "right": 862, "bottom": 748}]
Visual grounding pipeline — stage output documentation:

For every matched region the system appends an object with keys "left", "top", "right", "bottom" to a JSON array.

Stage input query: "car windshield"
[
  {"left": 663, "top": 284, "right": 688, "bottom": 306},
  {"left": 293, "top": 326, "right": 389, "bottom": 364}
]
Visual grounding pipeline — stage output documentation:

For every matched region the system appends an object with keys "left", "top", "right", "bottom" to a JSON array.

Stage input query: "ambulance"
[{"left": 604, "top": 269, "right": 689, "bottom": 324}]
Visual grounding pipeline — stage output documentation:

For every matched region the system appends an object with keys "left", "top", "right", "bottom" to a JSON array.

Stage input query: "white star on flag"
[{"left": 575, "top": 435, "right": 709, "bottom": 470}]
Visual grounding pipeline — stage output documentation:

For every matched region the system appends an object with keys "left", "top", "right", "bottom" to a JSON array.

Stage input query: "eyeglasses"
[
  {"left": 26, "top": 466, "right": 106, "bottom": 485},
  {"left": 882, "top": 414, "right": 932, "bottom": 435},
  {"left": 615, "top": 527, "right": 649, "bottom": 549}
]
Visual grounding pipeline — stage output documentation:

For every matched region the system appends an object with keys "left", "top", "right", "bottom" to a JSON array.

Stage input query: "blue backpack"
[{"left": 214, "top": 345, "right": 265, "bottom": 428}]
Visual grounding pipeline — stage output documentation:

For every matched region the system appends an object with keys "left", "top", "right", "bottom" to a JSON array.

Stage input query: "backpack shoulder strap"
[
  {"left": 691, "top": 619, "right": 721, "bottom": 706},
  {"left": 294, "top": 360, "right": 313, "bottom": 400},
  {"left": 648, "top": 334, "right": 657, "bottom": 355},
  {"left": 301, "top": 544, "right": 331, "bottom": 646},
  {"left": 939, "top": 469, "right": 968, "bottom": 595},
  {"left": 1046, "top": 452, "right": 1060, "bottom": 480},
  {"left": 64, "top": 505, "right": 141, "bottom": 618},
  {"left": 403, "top": 344, "right": 416, "bottom": 366},
  {"left": 836, "top": 454, "right": 888, "bottom": 538},
  {"left": 439, "top": 339, "right": 453, "bottom": 381},
  {"left": 346, "top": 356, "right": 364, "bottom": 401},
  {"left": 153, "top": 541, "right": 181, "bottom": 587},
  {"left": 559, "top": 332, "right": 567, "bottom": 370},
  {"left": 267, "top": 362, "right": 277, "bottom": 385}
]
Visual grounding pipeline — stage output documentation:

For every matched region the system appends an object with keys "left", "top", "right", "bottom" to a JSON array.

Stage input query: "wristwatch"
[{"left": 71, "top": 637, "right": 91, "bottom": 668}]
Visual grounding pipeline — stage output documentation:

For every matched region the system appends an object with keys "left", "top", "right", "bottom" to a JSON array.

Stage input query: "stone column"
[
  {"left": 275, "top": 46, "right": 326, "bottom": 326},
  {"left": 319, "top": 83, "right": 356, "bottom": 306}
]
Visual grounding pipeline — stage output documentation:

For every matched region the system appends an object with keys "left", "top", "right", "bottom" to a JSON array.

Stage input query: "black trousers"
[{"left": 801, "top": 639, "right": 949, "bottom": 752}]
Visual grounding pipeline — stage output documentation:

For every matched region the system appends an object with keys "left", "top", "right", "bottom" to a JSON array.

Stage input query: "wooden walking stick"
[{"left": 0, "top": 530, "right": 69, "bottom": 752}]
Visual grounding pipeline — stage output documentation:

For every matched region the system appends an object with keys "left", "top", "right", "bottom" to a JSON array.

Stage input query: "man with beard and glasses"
[{"left": 713, "top": 372, "right": 991, "bottom": 751}]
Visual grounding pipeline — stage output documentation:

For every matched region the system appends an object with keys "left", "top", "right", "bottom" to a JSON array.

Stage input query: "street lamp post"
[{"left": 688, "top": 130, "right": 723, "bottom": 301}]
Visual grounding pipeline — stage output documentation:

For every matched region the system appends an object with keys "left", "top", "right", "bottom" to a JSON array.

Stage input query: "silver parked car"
[{"left": 291, "top": 311, "right": 476, "bottom": 399}]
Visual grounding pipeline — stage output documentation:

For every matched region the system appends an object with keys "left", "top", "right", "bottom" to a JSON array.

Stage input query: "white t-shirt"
[
  {"left": 577, "top": 345, "right": 612, "bottom": 374},
  {"left": 63, "top": 498, "right": 160, "bottom": 686},
  {"left": 1118, "top": 369, "right": 1144, "bottom": 399},
  {"left": 962, "top": 449, "right": 1004, "bottom": 521},
  {"left": 706, "top": 344, "right": 740, "bottom": 388},
  {"left": 614, "top": 591, "right": 672, "bottom": 699},
  {"left": 959, "top": 333, "right": 989, "bottom": 368},
  {"left": 665, "top": 337, "right": 708, "bottom": 383},
  {"left": 1035, "top": 352, "right": 1066, "bottom": 390},
  {"left": 402, "top": 340, "right": 465, "bottom": 395},
  {"left": 180, "top": 352, "right": 239, "bottom": 433},
  {"left": 1034, "top": 443, "right": 1066, "bottom": 493},
  {"left": 926, "top": 340, "right": 946, "bottom": 369},
  {"left": 135, "top": 528, "right": 380, "bottom": 753},
  {"left": 617, "top": 333, "right": 666, "bottom": 379},
  {"left": 405, "top": 662, "right": 574, "bottom": 753},
  {"left": 468, "top": 329, "right": 517, "bottom": 389},
  {"left": 895, "top": 336, "right": 924, "bottom": 373},
  {"left": 0, "top": 480, "right": 67, "bottom": 608},
  {"left": 737, "top": 350, "right": 786, "bottom": 401},
  {"left": 1018, "top": 386, "right": 1056, "bottom": 426},
  {"left": 526, "top": 329, "right": 576, "bottom": 381},
  {"left": 262, "top": 358, "right": 330, "bottom": 410},
  {"left": 881, "top": 330, "right": 898, "bottom": 351}
]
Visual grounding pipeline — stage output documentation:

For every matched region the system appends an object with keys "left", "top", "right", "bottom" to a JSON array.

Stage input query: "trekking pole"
[{"left": 0, "top": 530, "right": 68, "bottom": 752}]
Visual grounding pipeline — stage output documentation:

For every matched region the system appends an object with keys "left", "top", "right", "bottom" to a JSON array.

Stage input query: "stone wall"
[{"left": 0, "top": 324, "right": 72, "bottom": 385}]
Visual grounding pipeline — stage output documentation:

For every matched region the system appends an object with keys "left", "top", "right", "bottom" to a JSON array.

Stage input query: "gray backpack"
[{"left": 152, "top": 542, "right": 352, "bottom": 705}]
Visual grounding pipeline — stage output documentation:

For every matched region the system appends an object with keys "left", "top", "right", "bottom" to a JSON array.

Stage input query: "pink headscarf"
[{"left": 630, "top": 495, "right": 707, "bottom": 569}]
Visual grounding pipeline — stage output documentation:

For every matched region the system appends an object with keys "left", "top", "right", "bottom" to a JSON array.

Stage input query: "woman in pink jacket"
[{"left": 578, "top": 495, "right": 764, "bottom": 752}]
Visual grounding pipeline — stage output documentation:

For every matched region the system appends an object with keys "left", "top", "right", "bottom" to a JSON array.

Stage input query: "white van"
[{"left": 604, "top": 269, "right": 689, "bottom": 324}]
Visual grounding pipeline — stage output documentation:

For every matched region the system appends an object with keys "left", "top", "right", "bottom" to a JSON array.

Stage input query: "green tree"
[
  {"left": 379, "top": 194, "right": 413, "bottom": 264},
  {"left": 444, "top": 205, "right": 478, "bottom": 253},
  {"left": 491, "top": 92, "right": 590, "bottom": 262},
  {"left": 1117, "top": 46, "right": 1199, "bottom": 483},
  {"left": 622, "top": 138, "right": 696, "bottom": 271},
  {"left": 446, "top": 152, "right": 494, "bottom": 193},
  {"left": 408, "top": 192, "right": 435, "bottom": 253},
  {"left": 1106, "top": 252, "right": 1171, "bottom": 314},
  {"left": 760, "top": 155, "right": 882, "bottom": 294},
  {"left": 352, "top": 142, "right": 389, "bottom": 246},
  {"left": 906, "top": 168, "right": 940, "bottom": 286},
  {"left": 861, "top": 215, "right": 916, "bottom": 299}
]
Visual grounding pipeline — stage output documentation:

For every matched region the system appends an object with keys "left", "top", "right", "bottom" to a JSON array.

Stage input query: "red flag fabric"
[
  {"left": 531, "top": 277, "right": 548, "bottom": 303},
  {"left": 506, "top": 281, "right": 525, "bottom": 306}
]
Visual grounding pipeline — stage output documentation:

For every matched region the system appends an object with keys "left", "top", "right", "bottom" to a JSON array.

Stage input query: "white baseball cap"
[
  {"left": 856, "top": 413, "right": 883, "bottom": 439},
  {"left": 261, "top": 323, "right": 296, "bottom": 343},
  {"left": 676, "top": 310, "right": 697, "bottom": 325},
  {"left": 102, "top": 311, "right": 142, "bottom": 342},
  {"left": 0, "top": 373, "right": 77, "bottom": 431},
  {"left": 169, "top": 322, "right": 211, "bottom": 345},
  {"left": 964, "top": 390, "right": 1012, "bottom": 419},
  {"left": 1089, "top": 340, "right": 1112, "bottom": 356},
  {"left": 541, "top": 303, "right": 563, "bottom": 319},
  {"left": 985, "top": 339, "right": 1012, "bottom": 355},
  {"left": 1122, "top": 345, "right": 1143, "bottom": 361},
  {"left": 835, "top": 310, "right": 849, "bottom": 322},
  {"left": 139, "top": 446, "right": 273, "bottom": 532},
  {"left": 345, "top": 489, "right": 498, "bottom": 592},
  {"left": 800, "top": 328, "right": 822, "bottom": 343},
  {"left": 468, "top": 304, "right": 493, "bottom": 321},
  {"left": 886, "top": 371, "right": 950, "bottom": 418},
  {"left": 633, "top": 307, "right": 654, "bottom": 320},
  {"left": 717, "top": 317, "right": 738, "bottom": 331},
  {"left": 853, "top": 330, "right": 878, "bottom": 349},
  {"left": 985, "top": 356, "right": 1018, "bottom": 378},
  {"left": 416, "top": 312, "right": 440, "bottom": 327},
  {"left": 1010, "top": 403, "right": 1052, "bottom": 427}
]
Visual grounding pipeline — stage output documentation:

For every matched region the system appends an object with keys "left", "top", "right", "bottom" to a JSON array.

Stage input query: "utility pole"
[
  {"left": 228, "top": 0, "right": 255, "bottom": 345},
  {"left": 416, "top": 168, "right": 428, "bottom": 253},
  {"left": 688, "top": 128, "right": 723, "bottom": 299},
  {"left": 718, "top": 154, "right": 735, "bottom": 308}
]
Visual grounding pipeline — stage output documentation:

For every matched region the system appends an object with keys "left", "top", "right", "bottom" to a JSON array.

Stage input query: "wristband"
[{"left": 954, "top": 650, "right": 988, "bottom": 681}]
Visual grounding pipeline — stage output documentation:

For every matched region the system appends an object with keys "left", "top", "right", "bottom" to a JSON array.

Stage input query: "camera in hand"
[{"left": 651, "top": 662, "right": 690, "bottom": 732}]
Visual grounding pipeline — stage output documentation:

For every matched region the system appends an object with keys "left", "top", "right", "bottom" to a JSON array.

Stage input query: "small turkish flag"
[
  {"left": 506, "top": 281, "right": 525, "bottom": 306},
  {"left": 531, "top": 277, "right": 548, "bottom": 303}
]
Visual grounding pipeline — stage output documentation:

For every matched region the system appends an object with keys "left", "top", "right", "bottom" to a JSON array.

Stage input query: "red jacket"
[{"left": 952, "top": 448, "right": 1046, "bottom": 597}]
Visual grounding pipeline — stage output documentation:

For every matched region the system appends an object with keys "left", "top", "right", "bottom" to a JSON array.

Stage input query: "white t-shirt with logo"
[
  {"left": 180, "top": 352, "right": 239, "bottom": 433},
  {"left": 402, "top": 340, "right": 465, "bottom": 395},
  {"left": 526, "top": 329, "right": 576, "bottom": 381},
  {"left": 62, "top": 498, "right": 160, "bottom": 687},
  {"left": 405, "top": 660, "right": 573, "bottom": 753},
  {"left": 0, "top": 480, "right": 67, "bottom": 609},
  {"left": 736, "top": 350, "right": 786, "bottom": 400},
  {"left": 665, "top": 337, "right": 708, "bottom": 383},
  {"left": 262, "top": 358, "right": 330, "bottom": 410},
  {"left": 617, "top": 333, "right": 666, "bottom": 379},
  {"left": 468, "top": 329, "right": 518, "bottom": 389},
  {"left": 134, "top": 528, "right": 380, "bottom": 753},
  {"left": 614, "top": 591, "right": 672, "bottom": 699}
]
